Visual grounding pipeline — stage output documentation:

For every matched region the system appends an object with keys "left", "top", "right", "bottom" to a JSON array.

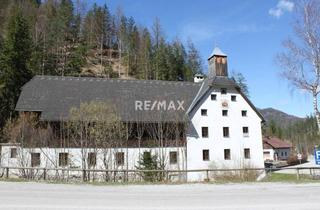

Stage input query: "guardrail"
[{"left": 0, "top": 166, "right": 319, "bottom": 182}]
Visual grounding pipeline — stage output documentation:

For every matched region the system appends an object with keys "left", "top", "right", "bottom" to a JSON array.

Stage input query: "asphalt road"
[
  {"left": 0, "top": 182, "right": 319, "bottom": 210},
  {"left": 275, "top": 155, "right": 320, "bottom": 175}
]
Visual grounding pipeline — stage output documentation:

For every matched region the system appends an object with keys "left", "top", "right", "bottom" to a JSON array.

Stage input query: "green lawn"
[{"left": 263, "top": 173, "right": 320, "bottom": 183}]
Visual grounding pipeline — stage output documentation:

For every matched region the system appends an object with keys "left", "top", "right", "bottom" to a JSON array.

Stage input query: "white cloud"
[{"left": 269, "top": 0, "right": 294, "bottom": 18}]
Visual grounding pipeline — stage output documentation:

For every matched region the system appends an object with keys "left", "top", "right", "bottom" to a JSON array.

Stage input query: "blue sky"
[{"left": 94, "top": 0, "right": 312, "bottom": 117}]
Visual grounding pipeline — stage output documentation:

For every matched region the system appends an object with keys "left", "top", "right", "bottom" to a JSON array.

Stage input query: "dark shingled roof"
[
  {"left": 16, "top": 76, "right": 201, "bottom": 122},
  {"left": 187, "top": 76, "right": 265, "bottom": 122},
  {"left": 16, "top": 75, "right": 264, "bottom": 122}
]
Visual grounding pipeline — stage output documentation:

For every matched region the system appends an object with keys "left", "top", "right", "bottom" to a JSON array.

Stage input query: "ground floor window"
[
  {"left": 59, "top": 153, "right": 69, "bottom": 167},
  {"left": 244, "top": 148, "right": 250, "bottom": 159},
  {"left": 115, "top": 152, "right": 124, "bottom": 166},
  {"left": 10, "top": 148, "right": 17, "bottom": 158},
  {"left": 203, "top": 149, "right": 209, "bottom": 161},
  {"left": 169, "top": 151, "right": 178, "bottom": 164},
  {"left": 87, "top": 152, "right": 96, "bottom": 167},
  {"left": 31, "top": 153, "right": 41, "bottom": 167},
  {"left": 224, "top": 149, "right": 231, "bottom": 160}
]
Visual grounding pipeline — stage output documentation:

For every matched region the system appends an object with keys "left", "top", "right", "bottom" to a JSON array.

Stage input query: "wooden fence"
[{"left": 0, "top": 166, "right": 320, "bottom": 183}]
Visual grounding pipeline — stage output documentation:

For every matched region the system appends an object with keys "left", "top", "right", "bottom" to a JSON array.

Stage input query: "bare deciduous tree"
[{"left": 277, "top": 0, "right": 320, "bottom": 132}]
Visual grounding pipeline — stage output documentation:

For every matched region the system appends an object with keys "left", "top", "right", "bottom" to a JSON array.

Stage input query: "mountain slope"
[{"left": 259, "top": 108, "right": 304, "bottom": 127}]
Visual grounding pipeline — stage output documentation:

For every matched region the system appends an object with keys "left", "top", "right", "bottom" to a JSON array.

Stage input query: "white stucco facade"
[
  {"left": 0, "top": 145, "right": 186, "bottom": 180},
  {"left": 263, "top": 148, "right": 291, "bottom": 161},
  {"left": 186, "top": 85, "right": 264, "bottom": 181}
]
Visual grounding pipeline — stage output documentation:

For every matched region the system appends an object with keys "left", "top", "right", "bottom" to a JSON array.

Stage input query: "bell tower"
[{"left": 208, "top": 47, "right": 228, "bottom": 78}]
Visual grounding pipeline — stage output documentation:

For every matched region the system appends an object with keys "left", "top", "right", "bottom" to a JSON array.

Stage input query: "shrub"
[
  {"left": 136, "top": 152, "right": 165, "bottom": 182},
  {"left": 287, "top": 154, "right": 308, "bottom": 165}
]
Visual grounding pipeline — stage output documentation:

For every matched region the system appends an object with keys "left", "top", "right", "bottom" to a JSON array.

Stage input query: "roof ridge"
[{"left": 34, "top": 75, "right": 201, "bottom": 86}]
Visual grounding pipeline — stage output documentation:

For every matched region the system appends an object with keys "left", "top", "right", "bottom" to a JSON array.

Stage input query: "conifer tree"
[
  {"left": 0, "top": 7, "right": 33, "bottom": 130},
  {"left": 187, "top": 40, "right": 203, "bottom": 76}
]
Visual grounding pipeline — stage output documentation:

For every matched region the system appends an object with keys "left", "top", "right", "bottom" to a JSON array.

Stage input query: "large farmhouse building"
[{"left": 0, "top": 48, "right": 265, "bottom": 181}]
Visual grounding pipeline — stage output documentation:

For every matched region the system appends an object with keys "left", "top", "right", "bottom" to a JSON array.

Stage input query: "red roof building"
[{"left": 263, "top": 137, "right": 292, "bottom": 161}]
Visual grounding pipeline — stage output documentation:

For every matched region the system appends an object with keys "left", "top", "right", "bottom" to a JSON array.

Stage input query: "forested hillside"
[
  {"left": 0, "top": 0, "right": 203, "bottom": 79},
  {"left": 259, "top": 108, "right": 303, "bottom": 128},
  {"left": 261, "top": 108, "right": 319, "bottom": 153},
  {"left": 0, "top": 0, "right": 203, "bottom": 139}
]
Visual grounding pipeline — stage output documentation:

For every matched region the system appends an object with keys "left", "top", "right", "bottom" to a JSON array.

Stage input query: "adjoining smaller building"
[{"left": 263, "top": 136, "right": 292, "bottom": 161}]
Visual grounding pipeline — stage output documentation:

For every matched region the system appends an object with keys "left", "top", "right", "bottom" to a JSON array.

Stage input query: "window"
[
  {"left": 202, "top": 127, "right": 208, "bottom": 138},
  {"left": 88, "top": 152, "right": 97, "bottom": 167},
  {"left": 242, "top": 110, "right": 247, "bottom": 117},
  {"left": 59, "top": 153, "right": 68, "bottom": 167},
  {"left": 116, "top": 152, "right": 124, "bottom": 166},
  {"left": 222, "top": 110, "right": 228, "bottom": 116},
  {"left": 221, "top": 88, "right": 227, "bottom": 94},
  {"left": 223, "top": 127, "right": 229, "bottom": 137},
  {"left": 201, "top": 109, "right": 208, "bottom": 116},
  {"left": 31, "top": 153, "right": 40, "bottom": 167},
  {"left": 224, "top": 149, "right": 231, "bottom": 160},
  {"left": 211, "top": 94, "right": 217, "bottom": 100},
  {"left": 169, "top": 151, "right": 178, "bottom": 164},
  {"left": 244, "top": 149, "right": 250, "bottom": 159},
  {"left": 243, "top": 127, "right": 249, "bottom": 137},
  {"left": 10, "top": 148, "right": 17, "bottom": 158},
  {"left": 203, "top": 150, "right": 209, "bottom": 161},
  {"left": 231, "top": 95, "right": 237, "bottom": 101},
  {"left": 285, "top": 151, "right": 287, "bottom": 156}
]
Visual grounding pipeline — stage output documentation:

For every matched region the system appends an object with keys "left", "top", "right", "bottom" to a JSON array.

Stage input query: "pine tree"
[
  {"left": 136, "top": 151, "right": 162, "bottom": 182},
  {"left": 0, "top": 7, "right": 34, "bottom": 130},
  {"left": 231, "top": 71, "right": 250, "bottom": 98},
  {"left": 187, "top": 40, "right": 203, "bottom": 75}
]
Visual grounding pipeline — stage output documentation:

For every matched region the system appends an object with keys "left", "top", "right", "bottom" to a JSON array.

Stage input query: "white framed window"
[
  {"left": 243, "top": 127, "right": 249, "bottom": 137},
  {"left": 201, "top": 109, "right": 208, "bottom": 116},
  {"left": 223, "top": 127, "right": 229, "bottom": 138},
  {"left": 244, "top": 148, "right": 250, "bottom": 159},
  {"left": 224, "top": 149, "right": 231, "bottom": 160},
  {"left": 203, "top": 150, "right": 209, "bottom": 161},
  {"left": 202, "top": 127, "right": 209, "bottom": 138},
  {"left": 222, "top": 110, "right": 228, "bottom": 116},
  {"left": 169, "top": 151, "right": 178, "bottom": 164}
]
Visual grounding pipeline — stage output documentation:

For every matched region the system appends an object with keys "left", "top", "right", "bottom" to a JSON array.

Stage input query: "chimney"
[
  {"left": 194, "top": 73, "right": 204, "bottom": 83},
  {"left": 208, "top": 47, "right": 228, "bottom": 78}
]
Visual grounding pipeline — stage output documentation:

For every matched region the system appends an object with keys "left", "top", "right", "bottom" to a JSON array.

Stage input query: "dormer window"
[
  {"left": 221, "top": 88, "right": 227, "bottom": 94},
  {"left": 231, "top": 95, "right": 236, "bottom": 101}
]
